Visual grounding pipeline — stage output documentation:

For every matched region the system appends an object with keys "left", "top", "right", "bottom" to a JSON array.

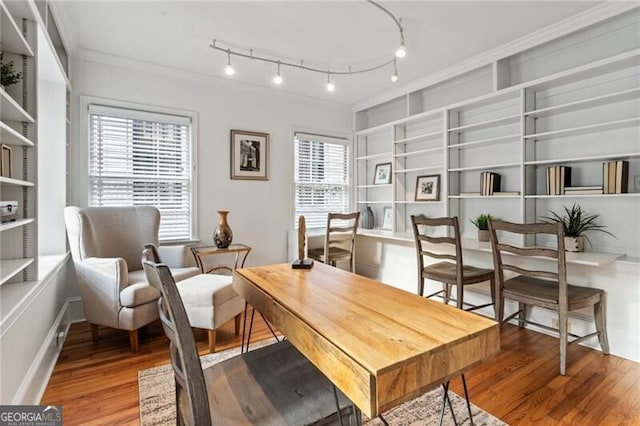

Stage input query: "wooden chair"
[
  {"left": 410, "top": 215, "right": 495, "bottom": 312},
  {"left": 141, "top": 254, "right": 356, "bottom": 425},
  {"left": 488, "top": 219, "right": 610, "bottom": 375},
  {"left": 308, "top": 212, "right": 360, "bottom": 272}
]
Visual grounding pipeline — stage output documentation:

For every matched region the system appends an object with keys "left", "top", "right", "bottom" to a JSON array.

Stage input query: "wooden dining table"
[{"left": 232, "top": 262, "right": 500, "bottom": 419}]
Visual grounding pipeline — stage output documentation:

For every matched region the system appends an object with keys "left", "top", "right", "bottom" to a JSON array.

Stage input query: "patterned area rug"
[{"left": 139, "top": 339, "right": 507, "bottom": 426}]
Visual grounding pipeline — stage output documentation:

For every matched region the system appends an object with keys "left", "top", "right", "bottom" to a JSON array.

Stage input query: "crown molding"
[
  {"left": 72, "top": 49, "right": 350, "bottom": 108},
  {"left": 354, "top": 2, "right": 639, "bottom": 112}
]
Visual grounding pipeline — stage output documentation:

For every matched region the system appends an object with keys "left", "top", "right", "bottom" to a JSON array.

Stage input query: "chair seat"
[
  {"left": 120, "top": 283, "right": 161, "bottom": 308},
  {"left": 177, "top": 274, "right": 237, "bottom": 306},
  {"left": 128, "top": 267, "right": 200, "bottom": 286},
  {"left": 308, "top": 246, "right": 352, "bottom": 262},
  {"left": 206, "top": 340, "right": 353, "bottom": 425},
  {"left": 504, "top": 275, "right": 604, "bottom": 306},
  {"left": 176, "top": 273, "right": 245, "bottom": 335},
  {"left": 423, "top": 261, "right": 494, "bottom": 285}
]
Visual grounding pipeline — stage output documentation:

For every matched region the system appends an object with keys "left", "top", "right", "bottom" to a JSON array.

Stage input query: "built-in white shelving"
[
  {"left": 354, "top": 11, "right": 640, "bottom": 255},
  {"left": 0, "top": 176, "right": 34, "bottom": 187},
  {"left": 1, "top": 89, "right": 35, "bottom": 123},
  {"left": 355, "top": 152, "right": 392, "bottom": 161},
  {"left": 524, "top": 117, "right": 640, "bottom": 141},
  {"left": 0, "top": 3, "right": 33, "bottom": 56},
  {"left": 0, "top": 218, "right": 34, "bottom": 232},
  {"left": 0, "top": 258, "right": 35, "bottom": 286},
  {"left": 0, "top": 122, "right": 34, "bottom": 146}
]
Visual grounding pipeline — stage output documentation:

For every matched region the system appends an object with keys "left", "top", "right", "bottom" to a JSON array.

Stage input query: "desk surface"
[{"left": 233, "top": 262, "right": 500, "bottom": 418}]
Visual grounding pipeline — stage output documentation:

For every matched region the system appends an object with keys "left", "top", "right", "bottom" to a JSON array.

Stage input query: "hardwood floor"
[{"left": 42, "top": 315, "right": 640, "bottom": 425}]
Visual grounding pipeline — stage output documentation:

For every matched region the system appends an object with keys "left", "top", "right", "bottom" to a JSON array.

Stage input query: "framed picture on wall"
[
  {"left": 373, "top": 162, "right": 392, "bottom": 185},
  {"left": 230, "top": 129, "right": 269, "bottom": 180},
  {"left": 382, "top": 206, "right": 393, "bottom": 230},
  {"left": 415, "top": 175, "right": 440, "bottom": 201}
]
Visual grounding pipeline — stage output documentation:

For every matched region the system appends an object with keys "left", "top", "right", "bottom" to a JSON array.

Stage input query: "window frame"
[
  {"left": 291, "top": 129, "right": 353, "bottom": 230},
  {"left": 79, "top": 96, "right": 198, "bottom": 243}
]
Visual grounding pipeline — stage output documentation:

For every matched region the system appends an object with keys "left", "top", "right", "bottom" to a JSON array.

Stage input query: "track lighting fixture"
[
  {"left": 273, "top": 62, "right": 283, "bottom": 85},
  {"left": 224, "top": 50, "right": 235, "bottom": 76},
  {"left": 326, "top": 73, "right": 335, "bottom": 92},
  {"left": 391, "top": 58, "right": 399, "bottom": 82},
  {"left": 210, "top": 0, "right": 406, "bottom": 92}
]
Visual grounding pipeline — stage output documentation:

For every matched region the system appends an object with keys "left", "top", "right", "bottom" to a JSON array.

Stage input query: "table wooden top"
[{"left": 233, "top": 262, "right": 500, "bottom": 418}]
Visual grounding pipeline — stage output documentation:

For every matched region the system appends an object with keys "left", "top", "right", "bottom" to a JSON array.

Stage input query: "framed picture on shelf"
[
  {"left": 381, "top": 206, "right": 393, "bottom": 230},
  {"left": 415, "top": 175, "right": 440, "bottom": 201},
  {"left": 374, "top": 162, "right": 392, "bottom": 185},
  {"left": 230, "top": 129, "right": 269, "bottom": 180}
]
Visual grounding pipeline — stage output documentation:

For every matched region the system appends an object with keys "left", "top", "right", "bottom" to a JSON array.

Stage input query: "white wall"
[
  {"left": 68, "top": 56, "right": 352, "bottom": 269},
  {"left": 37, "top": 25, "right": 68, "bottom": 256}
]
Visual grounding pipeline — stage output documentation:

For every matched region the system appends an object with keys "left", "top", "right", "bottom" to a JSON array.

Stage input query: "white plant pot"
[{"left": 564, "top": 236, "right": 584, "bottom": 252}]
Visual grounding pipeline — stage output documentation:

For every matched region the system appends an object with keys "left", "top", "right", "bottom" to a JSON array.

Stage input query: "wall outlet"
[
  {"left": 634, "top": 175, "right": 640, "bottom": 192},
  {"left": 551, "top": 317, "right": 571, "bottom": 333}
]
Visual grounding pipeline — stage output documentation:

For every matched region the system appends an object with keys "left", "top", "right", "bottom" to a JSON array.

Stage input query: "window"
[
  {"left": 294, "top": 132, "right": 351, "bottom": 229},
  {"left": 88, "top": 104, "right": 194, "bottom": 241}
]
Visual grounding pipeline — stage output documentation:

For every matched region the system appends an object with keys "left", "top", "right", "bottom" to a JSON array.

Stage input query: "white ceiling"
[{"left": 54, "top": 1, "right": 601, "bottom": 105}]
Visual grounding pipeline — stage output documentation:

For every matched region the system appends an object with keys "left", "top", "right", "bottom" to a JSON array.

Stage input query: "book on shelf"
[
  {"left": 603, "top": 160, "right": 629, "bottom": 194},
  {"left": 480, "top": 172, "right": 501, "bottom": 195},
  {"left": 545, "top": 166, "right": 571, "bottom": 195},
  {"left": 564, "top": 186, "right": 603, "bottom": 195},
  {"left": 493, "top": 191, "right": 521, "bottom": 196}
]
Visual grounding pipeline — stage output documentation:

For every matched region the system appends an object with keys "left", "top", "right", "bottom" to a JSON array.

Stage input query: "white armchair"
[{"left": 64, "top": 206, "right": 200, "bottom": 352}]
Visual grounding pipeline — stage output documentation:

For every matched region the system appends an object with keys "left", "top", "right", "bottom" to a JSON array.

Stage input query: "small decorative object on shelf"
[
  {"left": 373, "top": 162, "right": 392, "bottom": 185},
  {"left": 0, "top": 201, "right": 18, "bottom": 222},
  {"left": 360, "top": 206, "right": 374, "bottom": 229},
  {"left": 213, "top": 210, "right": 233, "bottom": 248},
  {"left": 471, "top": 213, "right": 497, "bottom": 241},
  {"left": 381, "top": 206, "right": 393, "bottom": 230},
  {"left": 0, "top": 53, "right": 23, "bottom": 88},
  {"left": 415, "top": 175, "right": 440, "bottom": 201},
  {"left": 292, "top": 215, "right": 313, "bottom": 269},
  {"left": 542, "top": 204, "right": 615, "bottom": 252},
  {"left": 1, "top": 144, "right": 12, "bottom": 177}
]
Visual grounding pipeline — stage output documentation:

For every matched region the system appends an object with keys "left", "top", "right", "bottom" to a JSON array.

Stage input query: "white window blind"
[
  {"left": 88, "top": 104, "right": 194, "bottom": 241},
  {"left": 294, "top": 132, "right": 350, "bottom": 229}
]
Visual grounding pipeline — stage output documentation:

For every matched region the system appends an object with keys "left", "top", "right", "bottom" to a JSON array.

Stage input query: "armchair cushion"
[{"left": 120, "top": 283, "right": 161, "bottom": 308}]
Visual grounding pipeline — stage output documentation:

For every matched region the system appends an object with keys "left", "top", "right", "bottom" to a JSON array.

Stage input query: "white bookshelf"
[{"left": 353, "top": 8, "right": 640, "bottom": 255}]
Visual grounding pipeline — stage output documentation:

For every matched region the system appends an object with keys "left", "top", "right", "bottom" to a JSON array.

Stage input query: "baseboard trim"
[{"left": 12, "top": 297, "right": 84, "bottom": 405}]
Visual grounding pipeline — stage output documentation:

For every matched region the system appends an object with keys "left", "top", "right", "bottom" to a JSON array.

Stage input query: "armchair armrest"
[
  {"left": 80, "top": 257, "right": 130, "bottom": 295},
  {"left": 157, "top": 245, "right": 196, "bottom": 269},
  {"left": 74, "top": 257, "right": 129, "bottom": 328}
]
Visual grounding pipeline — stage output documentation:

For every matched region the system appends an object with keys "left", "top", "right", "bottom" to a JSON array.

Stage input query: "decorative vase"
[
  {"left": 361, "top": 206, "right": 374, "bottom": 229},
  {"left": 213, "top": 210, "right": 233, "bottom": 248},
  {"left": 477, "top": 229, "right": 490, "bottom": 242},
  {"left": 564, "top": 236, "right": 584, "bottom": 252}
]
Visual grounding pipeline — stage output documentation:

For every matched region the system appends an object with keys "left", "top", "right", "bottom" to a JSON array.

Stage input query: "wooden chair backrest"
[
  {"left": 410, "top": 215, "right": 464, "bottom": 283},
  {"left": 323, "top": 212, "right": 360, "bottom": 258},
  {"left": 142, "top": 247, "right": 212, "bottom": 426},
  {"left": 488, "top": 220, "right": 567, "bottom": 300}
]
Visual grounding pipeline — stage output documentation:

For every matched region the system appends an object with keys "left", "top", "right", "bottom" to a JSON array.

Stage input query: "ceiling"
[{"left": 53, "top": 1, "right": 601, "bottom": 105}]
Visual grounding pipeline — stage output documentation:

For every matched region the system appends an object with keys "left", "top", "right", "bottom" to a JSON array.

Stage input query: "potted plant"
[
  {"left": 470, "top": 213, "right": 497, "bottom": 242},
  {"left": 0, "top": 52, "right": 22, "bottom": 89},
  {"left": 542, "top": 204, "right": 614, "bottom": 252}
]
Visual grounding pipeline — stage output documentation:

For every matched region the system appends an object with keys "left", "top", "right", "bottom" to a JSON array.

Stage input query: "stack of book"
[
  {"left": 603, "top": 160, "right": 629, "bottom": 194},
  {"left": 480, "top": 172, "right": 501, "bottom": 195},
  {"left": 545, "top": 166, "right": 572, "bottom": 195},
  {"left": 564, "top": 186, "right": 603, "bottom": 195}
]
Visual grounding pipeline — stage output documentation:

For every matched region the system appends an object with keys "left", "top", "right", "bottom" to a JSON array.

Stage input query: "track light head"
[
  {"left": 395, "top": 44, "right": 407, "bottom": 58},
  {"left": 391, "top": 58, "right": 399, "bottom": 82},
  {"left": 326, "top": 73, "right": 335, "bottom": 92},
  {"left": 224, "top": 50, "right": 235, "bottom": 76},
  {"left": 273, "top": 62, "right": 283, "bottom": 85}
]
